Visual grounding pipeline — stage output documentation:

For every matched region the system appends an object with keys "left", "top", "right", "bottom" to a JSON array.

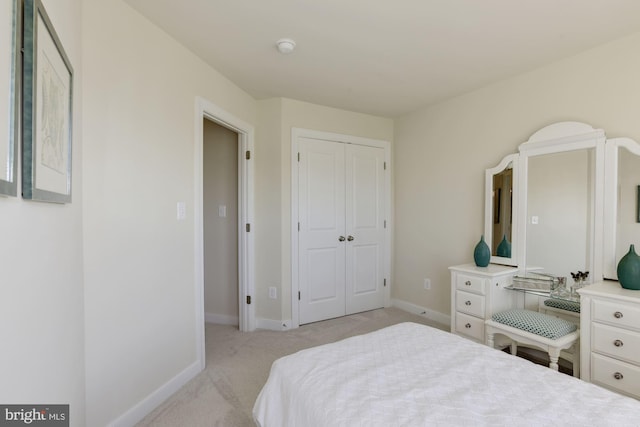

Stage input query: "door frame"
[
  {"left": 195, "top": 97, "right": 255, "bottom": 366},
  {"left": 290, "top": 127, "right": 391, "bottom": 328}
]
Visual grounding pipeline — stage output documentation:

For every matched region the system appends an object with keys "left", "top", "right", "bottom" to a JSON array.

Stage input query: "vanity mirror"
[
  {"left": 603, "top": 137, "right": 640, "bottom": 279},
  {"left": 516, "top": 122, "right": 606, "bottom": 281},
  {"left": 485, "top": 122, "right": 608, "bottom": 279},
  {"left": 485, "top": 154, "right": 518, "bottom": 266},
  {"left": 524, "top": 148, "right": 594, "bottom": 279}
]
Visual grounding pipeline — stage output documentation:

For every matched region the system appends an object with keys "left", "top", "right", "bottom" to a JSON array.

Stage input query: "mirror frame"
[
  {"left": 603, "top": 137, "right": 640, "bottom": 279},
  {"left": 515, "top": 122, "right": 606, "bottom": 280},
  {"left": 485, "top": 153, "right": 519, "bottom": 266}
]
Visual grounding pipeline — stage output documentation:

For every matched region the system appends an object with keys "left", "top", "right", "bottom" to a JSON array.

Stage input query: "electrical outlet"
[
  {"left": 268, "top": 287, "right": 277, "bottom": 299},
  {"left": 423, "top": 278, "right": 431, "bottom": 290}
]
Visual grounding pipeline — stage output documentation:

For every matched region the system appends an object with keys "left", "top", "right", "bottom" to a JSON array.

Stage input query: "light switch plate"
[{"left": 177, "top": 202, "right": 186, "bottom": 220}]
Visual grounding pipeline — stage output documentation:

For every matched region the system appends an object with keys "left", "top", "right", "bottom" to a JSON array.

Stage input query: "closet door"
[
  {"left": 345, "top": 144, "right": 385, "bottom": 314},
  {"left": 298, "top": 137, "right": 346, "bottom": 324}
]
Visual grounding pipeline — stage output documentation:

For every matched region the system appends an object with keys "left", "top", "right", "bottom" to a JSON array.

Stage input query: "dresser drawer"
[
  {"left": 455, "top": 290, "right": 485, "bottom": 317},
  {"left": 455, "top": 312, "right": 485, "bottom": 342},
  {"left": 592, "top": 353, "right": 640, "bottom": 399},
  {"left": 593, "top": 299, "right": 640, "bottom": 331},
  {"left": 455, "top": 273, "right": 485, "bottom": 295},
  {"left": 592, "top": 323, "right": 640, "bottom": 365}
]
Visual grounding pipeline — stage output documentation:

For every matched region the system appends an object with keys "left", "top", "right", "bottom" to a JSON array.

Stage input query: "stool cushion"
[
  {"left": 544, "top": 298, "right": 581, "bottom": 313},
  {"left": 491, "top": 309, "right": 577, "bottom": 339}
]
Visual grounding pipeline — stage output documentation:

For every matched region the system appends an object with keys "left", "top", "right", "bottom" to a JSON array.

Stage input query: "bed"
[{"left": 253, "top": 322, "right": 640, "bottom": 426}]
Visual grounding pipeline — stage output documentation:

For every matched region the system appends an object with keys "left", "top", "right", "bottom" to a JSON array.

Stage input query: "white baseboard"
[
  {"left": 205, "top": 312, "right": 239, "bottom": 325},
  {"left": 391, "top": 298, "right": 450, "bottom": 328},
  {"left": 256, "top": 317, "right": 292, "bottom": 331},
  {"left": 109, "top": 360, "right": 202, "bottom": 427}
]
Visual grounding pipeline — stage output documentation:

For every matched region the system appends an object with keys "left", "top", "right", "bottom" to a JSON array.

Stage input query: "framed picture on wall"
[
  {"left": 22, "top": 0, "right": 73, "bottom": 203},
  {"left": 0, "top": 0, "right": 20, "bottom": 197}
]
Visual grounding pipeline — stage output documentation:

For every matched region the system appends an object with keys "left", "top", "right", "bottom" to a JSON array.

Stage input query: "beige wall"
[
  {"left": 255, "top": 99, "right": 283, "bottom": 320},
  {"left": 393, "top": 32, "right": 640, "bottom": 318},
  {"left": 0, "top": 0, "right": 86, "bottom": 425},
  {"left": 82, "top": 0, "right": 256, "bottom": 425},
  {"left": 203, "top": 119, "right": 238, "bottom": 321}
]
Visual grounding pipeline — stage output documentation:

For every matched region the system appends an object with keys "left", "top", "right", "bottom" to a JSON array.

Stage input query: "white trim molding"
[
  {"left": 109, "top": 361, "right": 201, "bottom": 427},
  {"left": 205, "top": 312, "right": 239, "bottom": 326},
  {"left": 256, "top": 317, "right": 293, "bottom": 331},
  {"left": 195, "top": 97, "right": 256, "bottom": 375},
  {"left": 391, "top": 299, "right": 450, "bottom": 328}
]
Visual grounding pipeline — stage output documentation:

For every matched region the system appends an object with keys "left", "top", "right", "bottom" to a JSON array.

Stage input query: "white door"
[
  {"left": 298, "top": 138, "right": 385, "bottom": 324},
  {"left": 345, "top": 144, "right": 385, "bottom": 314}
]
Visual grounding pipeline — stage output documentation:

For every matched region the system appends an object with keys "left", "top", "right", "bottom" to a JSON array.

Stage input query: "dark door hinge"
[
  {"left": 298, "top": 291, "right": 301, "bottom": 301},
  {"left": 246, "top": 295, "right": 251, "bottom": 304},
  {"left": 246, "top": 150, "right": 251, "bottom": 160},
  {"left": 246, "top": 223, "right": 251, "bottom": 232},
  {"left": 384, "top": 278, "right": 387, "bottom": 287}
]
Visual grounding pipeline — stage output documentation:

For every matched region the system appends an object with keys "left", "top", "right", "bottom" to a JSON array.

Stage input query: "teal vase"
[
  {"left": 474, "top": 235, "right": 490, "bottom": 267},
  {"left": 617, "top": 244, "right": 640, "bottom": 290},
  {"left": 496, "top": 235, "right": 511, "bottom": 258}
]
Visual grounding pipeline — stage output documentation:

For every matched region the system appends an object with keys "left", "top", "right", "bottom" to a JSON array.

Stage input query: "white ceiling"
[{"left": 124, "top": 0, "right": 640, "bottom": 117}]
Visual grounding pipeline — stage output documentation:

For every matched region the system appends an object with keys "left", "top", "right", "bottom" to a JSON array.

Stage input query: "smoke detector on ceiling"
[{"left": 276, "top": 38, "right": 296, "bottom": 54}]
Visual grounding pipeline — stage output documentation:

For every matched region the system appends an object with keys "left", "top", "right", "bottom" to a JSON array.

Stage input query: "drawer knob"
[
  {"left": 614, "top": 372, "right": 624, "bottom": 380},
  {"left": 614, "top": 339, "right": 624, "bottom": 347},
  {"left": 465, "top": 323, "right": 471, "bottom": 329},
  {"left": 465, "top": 301, "right": 471, "bottom": 306},
  {"left": 465, "top": 280, "right": 471, "bottom": 286},
  {"left": 614, "top": 311, "right": 623, "bottom": 319}
]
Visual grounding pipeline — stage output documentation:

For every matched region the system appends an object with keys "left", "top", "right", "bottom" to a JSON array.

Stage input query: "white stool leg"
[
  {"left": 510, "top": 341, "right": 517, "bottom": 356},
  {"left": 486, "top": 331, "right": 495, "bottom": 348},
  {"left": 573, "top": 342, "right": 580, "bottom": 378},
  {"left": 548, "top": 348, "right": 560, "bottom": 371}
]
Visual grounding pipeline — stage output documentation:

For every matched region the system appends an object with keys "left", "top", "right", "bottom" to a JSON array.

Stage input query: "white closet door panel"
[
  {"left": 345, "top": 144, "right": 385, "bottom": 314},
  {"left": 298, "top": 138, "right": 346, "bottom": 324}
]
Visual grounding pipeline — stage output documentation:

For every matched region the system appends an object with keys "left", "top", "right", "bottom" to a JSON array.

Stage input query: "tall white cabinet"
[{"left": 449, "top": 264, "right": 518, "bottom": 343}]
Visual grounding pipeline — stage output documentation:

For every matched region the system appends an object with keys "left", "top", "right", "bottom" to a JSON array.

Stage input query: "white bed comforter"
[{"left": 253, "top": 322, "right": 640, "bottom": 427}]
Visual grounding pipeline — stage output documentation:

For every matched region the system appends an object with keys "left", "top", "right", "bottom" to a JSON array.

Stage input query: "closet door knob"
[
  {"left": 465, "top": 281, "right": 471, "bottom": 286},
  {"left": 347, "top": 235, "right": 354, "bottom": 241},
  {"left": 338, "top": 236, "right": 345, "bottom": 242},
  {"left": 614, "top": 311, "right": 623, "bottom": 319},
  {"left": 614, "top": 372, "right": 624, "bottom": 380},
  {"left": 465, "top": 301, "right": 471, "bottom": 306},
  {"left": 465, "top": 323, "right": 471, "bottom": 329},
  {"left": 614, "top": 339, "right": 624, "bottom": 347}
]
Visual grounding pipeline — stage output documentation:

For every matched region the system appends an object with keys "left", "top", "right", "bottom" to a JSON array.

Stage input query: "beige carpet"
[{"left": 136, "top": 307, "right": 447, "bottom": 427}]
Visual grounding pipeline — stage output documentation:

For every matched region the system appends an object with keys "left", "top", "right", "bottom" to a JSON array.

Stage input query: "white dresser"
[
  {"left": 579, "top": 281, "right": 640, "bottom": 399},
  {"left": 449, "top": 263, "right": 518, "bottom": 343}
]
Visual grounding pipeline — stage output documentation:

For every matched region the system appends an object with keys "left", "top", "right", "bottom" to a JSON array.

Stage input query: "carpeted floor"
[{"left": 135, "top": 307, "right": 447, "bottom": 427}]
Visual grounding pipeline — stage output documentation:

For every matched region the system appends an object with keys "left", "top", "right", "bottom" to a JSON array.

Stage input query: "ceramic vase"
[
  {"left": 474, "top": 235, "right": 491, "bottom": 267},
  {"left": 496, "top": 235, "right": 511, "bottom": 258},
  {"left": 617, "top": 244, "right": 640, "bottom": 290}
]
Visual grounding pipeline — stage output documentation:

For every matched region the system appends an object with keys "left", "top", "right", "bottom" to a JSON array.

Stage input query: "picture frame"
[
  {"left": 22, "top": 0, "right": 73, "bottom": 203},
  {"left": 0, "top": 0, "right": 20, "bottom": 196}
]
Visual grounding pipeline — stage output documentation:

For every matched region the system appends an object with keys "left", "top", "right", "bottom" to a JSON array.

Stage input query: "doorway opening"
[
  {"left": 203, "top": 119, "right": 239, "bottom": 326},
  {"left": 195, "top": 97, "right": 255, "bottom": 370}
]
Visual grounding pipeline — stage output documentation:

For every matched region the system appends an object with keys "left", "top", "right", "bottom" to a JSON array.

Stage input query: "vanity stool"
[{"left": 485, "top": 309, "right": 580, "bottom": 377}]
